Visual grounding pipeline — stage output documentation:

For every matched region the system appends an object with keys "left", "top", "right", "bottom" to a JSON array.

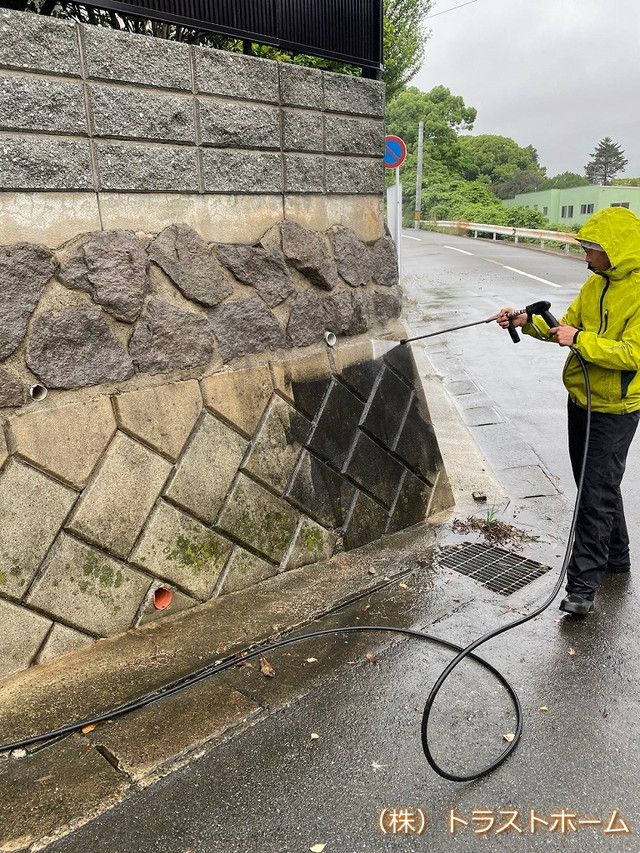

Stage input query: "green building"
[{"left": 503, "top": 185, "right": 640, "bottom": 226}]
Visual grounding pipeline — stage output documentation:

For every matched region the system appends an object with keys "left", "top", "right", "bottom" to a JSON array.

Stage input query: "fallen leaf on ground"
[
  {"left": 362, "top": 603, "right": 371, "bottom": 611},
  {"left": 259, "top": 656, "right": 276, "bottom": 677},
  {"left": 310, "top": 733, "right": 320, "bottom": 740},
  {"left": 81, "top": 724, "right": 97, "bottom": 734},
  {"left": 235, "top": 661, "right": 253, "bottom": 669},
  {"left": 568, "top": 647, "right": 577, "bottom": 656},
  {"left": 398, "top": 582, "right": 408, "bottom": 589},
  {"left": 310, "top": 845, "right": 326, "bottom": 852},
  {"left": 305, "top": 657, "right": 318, "bottom": 663},
  {"left": 503, "top": 733, "right": 515, "bottom": 742},
  {"left": 539, "top": 706, "right": 549, "bottom": 712},
  {"left": 365, "top": 653, "right": 378, "bottom": 664}
]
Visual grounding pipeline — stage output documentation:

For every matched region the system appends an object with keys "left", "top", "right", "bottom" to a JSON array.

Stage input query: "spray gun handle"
[
  {"left": 525, "top": 300, "right": 559, "bottom": 329},
  {"left": 501, "top": 309, "right": 522, "bottom": 343}
]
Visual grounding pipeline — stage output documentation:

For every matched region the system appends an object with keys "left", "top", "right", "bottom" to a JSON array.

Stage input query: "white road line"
[
  {"left": 502, "top": 265, "right": 562, "bottom": 288},
  {"left": 403, "top": 234, "right": 422, "bottom": 241},
  {"left": 443, "top": 243, "right": 563, "bottom": 287},
  {"left": 444, "top": 245, "right": 474, "bottom": 255}
]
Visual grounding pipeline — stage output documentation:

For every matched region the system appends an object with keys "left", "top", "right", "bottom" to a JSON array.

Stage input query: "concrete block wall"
[{"left": 0, "top": 9, "right": 386, "bottom": 247}]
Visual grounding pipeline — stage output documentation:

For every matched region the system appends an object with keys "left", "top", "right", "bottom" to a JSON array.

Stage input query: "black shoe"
[
  {"left": 559, "top": 593, "right": 594, "bottom": 616},
  {"left": 606, "top": 564, "right": 630, "bottom": 574}
]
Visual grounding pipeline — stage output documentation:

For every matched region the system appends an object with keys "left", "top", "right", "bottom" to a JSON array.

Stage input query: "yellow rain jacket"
[{"left": 525, "top": 207, "right": 640, "bottom": 414}]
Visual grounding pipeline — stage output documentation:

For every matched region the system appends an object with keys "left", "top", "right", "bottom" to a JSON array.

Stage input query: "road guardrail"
[{"left": 429, "top": 220, "right": 581, "bottom": 252}]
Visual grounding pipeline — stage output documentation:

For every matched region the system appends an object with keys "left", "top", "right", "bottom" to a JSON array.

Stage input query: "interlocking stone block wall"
[
  {"left": 0, "top": 218, "right": 453, "bottom": 679},
  {"left": 0, "top": 349, "right": 452, "bottom": 679}
]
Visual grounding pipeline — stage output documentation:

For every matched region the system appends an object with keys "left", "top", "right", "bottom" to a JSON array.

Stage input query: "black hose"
[
  {"left": 421, "top": 348, "right": 591, "bottom": 780},
  {"left": 0, "top": 352, "right": 592, "bottom": 784}
]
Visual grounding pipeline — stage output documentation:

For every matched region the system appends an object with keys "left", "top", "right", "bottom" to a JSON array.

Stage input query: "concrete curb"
[{"left": 410, "top": 341, "right": 508, "bottom": 512}]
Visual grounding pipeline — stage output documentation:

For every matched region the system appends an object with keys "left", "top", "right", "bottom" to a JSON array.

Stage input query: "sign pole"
[
  {"left": 395, "top": 165, "right": 402, "bottom": 273},
  {"left": 384, "top": 134, "right": 407, "bottom": 276},
  {"left": 414, "top": 121, "right": 424, "bottom": 230}
]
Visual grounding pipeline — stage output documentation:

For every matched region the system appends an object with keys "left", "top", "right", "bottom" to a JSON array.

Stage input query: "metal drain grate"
[{"left": 437, "top": 542, "right": 551, "bottom": 595}]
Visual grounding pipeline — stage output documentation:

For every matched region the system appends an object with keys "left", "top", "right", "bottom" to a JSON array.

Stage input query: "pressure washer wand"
[{"left": 400, "top": 311, "right": 521, "bottom": 345}]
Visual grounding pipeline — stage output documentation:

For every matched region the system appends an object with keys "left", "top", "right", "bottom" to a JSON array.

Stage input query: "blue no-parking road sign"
[{"left": 384, "top": 134, "right": 407, "bottom": 168}]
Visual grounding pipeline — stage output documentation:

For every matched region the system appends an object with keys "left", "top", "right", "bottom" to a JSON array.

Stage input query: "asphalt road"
[{"left": 48, "top": 231, "right": 640, "bottom": 853}]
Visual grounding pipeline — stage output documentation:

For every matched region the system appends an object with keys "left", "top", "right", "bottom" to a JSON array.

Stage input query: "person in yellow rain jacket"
[{"left": 497, "top": 206, "right": 640, "bottom": 616}]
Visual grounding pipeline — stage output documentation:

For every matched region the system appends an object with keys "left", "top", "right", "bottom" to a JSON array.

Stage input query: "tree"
[
  {"left": 385, "top": 86, "right": 477, "bottom": 221},
  {"left": 386, "top": 86, "right": 476, "bottom": 169},
  {"left": 458, "top": 135, "right": 546, "bottom": 198},
  {"left": 503, "top": 206, "right": 549, "bottom": 229},
  {"left": 420, "top": 179, "right": 506, "bottom": 223},
  {"left": 382, "top": 0, "right": 434, "bottom": 100},
  {"left": 540, "top": 172, "right": 590, "bottom": 190},
  {"left": 611, "top": 177, "right": 640, "bottom": 187},
  {"left": 585, "top": 137, "right": 628, "bottom": 185}
]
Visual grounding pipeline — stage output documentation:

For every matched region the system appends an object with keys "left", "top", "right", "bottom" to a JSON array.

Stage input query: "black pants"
[{"left": 566, "top": 398, "right": 640, "bottom": 597}]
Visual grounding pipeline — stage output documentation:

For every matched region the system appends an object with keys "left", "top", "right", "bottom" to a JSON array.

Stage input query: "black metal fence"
[{"left": 32, "top": 0, "right": 383, "bottom": 72}]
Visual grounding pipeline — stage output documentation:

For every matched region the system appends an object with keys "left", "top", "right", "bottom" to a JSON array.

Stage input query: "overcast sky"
[{"left": 412, "top": 0, "right": 640, "bottom": 178}]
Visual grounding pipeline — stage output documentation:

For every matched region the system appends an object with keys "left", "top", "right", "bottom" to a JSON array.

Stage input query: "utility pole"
[{"left": 414, "top": 121, "right": 424, "bottom": 230}]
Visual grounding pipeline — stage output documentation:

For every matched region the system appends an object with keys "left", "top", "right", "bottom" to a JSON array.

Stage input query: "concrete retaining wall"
[{"left": 0, "top": 11, "right": 454, "bottom": 680}]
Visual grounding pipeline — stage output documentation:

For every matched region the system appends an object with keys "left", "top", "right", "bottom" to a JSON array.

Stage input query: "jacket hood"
[{"left": 576, "top": 207, "right": 640, "bottom": 279}]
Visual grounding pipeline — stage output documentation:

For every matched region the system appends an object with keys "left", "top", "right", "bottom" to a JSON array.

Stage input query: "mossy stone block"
[
  {"left": 165, "top": 413, "right": 247, "bottom": 525},
  {"left": 67, "top": 432, "right": 171, "bottom": 559},
  {"left": 218, "top": 475, "right": 298, "bottom": 563},
  {"left": 220, "top": 548, "right": 277, "bottom": 594},
  {"left": 285, "top": 516, "right": 337, "bottom": 570},
  {"left": 131, "top": 501, "right": 233, "bottom": 600},
  {"left": 242, "top": 395, "right": 310, "bottom": 494},
  {"left": 0, "top": 459, "right": 77, "bottom": 600},
  {"left": 27, "top": 534, "right": 151, "bottom": 636}
]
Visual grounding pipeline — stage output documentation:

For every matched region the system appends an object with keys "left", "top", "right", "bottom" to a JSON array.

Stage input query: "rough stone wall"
[
  {"left": 0, "top": 221, "right": 401, "bottom": 397},
  {"left": 0, "top": 9, "right": 386, "bottom": 247}
]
